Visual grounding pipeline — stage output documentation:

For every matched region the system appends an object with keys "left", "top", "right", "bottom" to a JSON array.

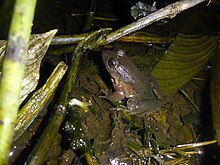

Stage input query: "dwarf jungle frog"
[{"left": 102, "top": 49, "right": 163, "bottom": 115}]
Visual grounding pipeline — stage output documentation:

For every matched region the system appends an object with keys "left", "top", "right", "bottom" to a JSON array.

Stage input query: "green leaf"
[{"left": 152, "top": 33, "right": 217, "bottom": 94}]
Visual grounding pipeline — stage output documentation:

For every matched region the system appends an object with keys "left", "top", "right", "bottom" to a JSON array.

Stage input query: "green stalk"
[
  {"left": 82, "top": 12, "right": 94, "bottom": 32},
  {"left": 0, "top": 0, "right": 37, "bottom": 164}
]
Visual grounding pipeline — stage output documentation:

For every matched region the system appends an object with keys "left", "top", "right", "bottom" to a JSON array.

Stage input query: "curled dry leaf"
[{"left": 0, "top": 29, "right": 58, "bottom": 103}]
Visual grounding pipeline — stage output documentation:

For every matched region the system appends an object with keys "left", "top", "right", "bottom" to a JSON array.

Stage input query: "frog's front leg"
[
  {"left": 127, "top": 98, "right": 163, "bottom": 115},
  {"left": 106, "top": 90, "right": 125, "bottom": 102},
  {"left": 106, "top": 79, "right": 127, "bottom": 101}
]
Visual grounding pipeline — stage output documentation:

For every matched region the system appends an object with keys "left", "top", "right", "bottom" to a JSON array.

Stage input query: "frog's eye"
[{"left": 108, "top": 58, "right": 117, "bottom": 68}]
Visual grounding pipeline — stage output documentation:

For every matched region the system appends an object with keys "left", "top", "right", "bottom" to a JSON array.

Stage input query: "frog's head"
[{"left": 102, "top": 49, "right": 127, "bottom": 79}]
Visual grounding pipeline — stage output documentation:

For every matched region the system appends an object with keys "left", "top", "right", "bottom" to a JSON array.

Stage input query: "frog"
[{"left": 102, "top": 49, "right": 163, "bottom": 115}]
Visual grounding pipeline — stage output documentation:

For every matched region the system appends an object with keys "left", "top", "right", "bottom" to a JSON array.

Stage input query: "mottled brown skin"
[{"left": 102, "top": 49, "right": 163, "bottom": 115}]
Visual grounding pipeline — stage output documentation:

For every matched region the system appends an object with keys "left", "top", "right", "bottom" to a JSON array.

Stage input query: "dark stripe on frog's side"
[{"left": 147, "top": 74, "right": 163, "bottom": 99}]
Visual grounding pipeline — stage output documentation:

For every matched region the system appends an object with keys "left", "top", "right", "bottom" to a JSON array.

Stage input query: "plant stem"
[{"left": 0, "top": 0, "right": 37, "bottom": 164}]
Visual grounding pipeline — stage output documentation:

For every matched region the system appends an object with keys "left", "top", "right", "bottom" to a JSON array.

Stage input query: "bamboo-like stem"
[
  {"left": 83, "top": 12, "right": 94, "bottom": 32},
  {"left": 0, "top": 0, "right": 37, "bottom": 164},
  {"left": 26, "top": 104, "right": 66, "bottom": 165}
]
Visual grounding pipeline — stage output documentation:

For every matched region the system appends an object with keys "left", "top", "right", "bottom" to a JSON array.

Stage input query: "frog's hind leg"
[{"left": 127, "top": 98, "right": 163, "bottom": 116}]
